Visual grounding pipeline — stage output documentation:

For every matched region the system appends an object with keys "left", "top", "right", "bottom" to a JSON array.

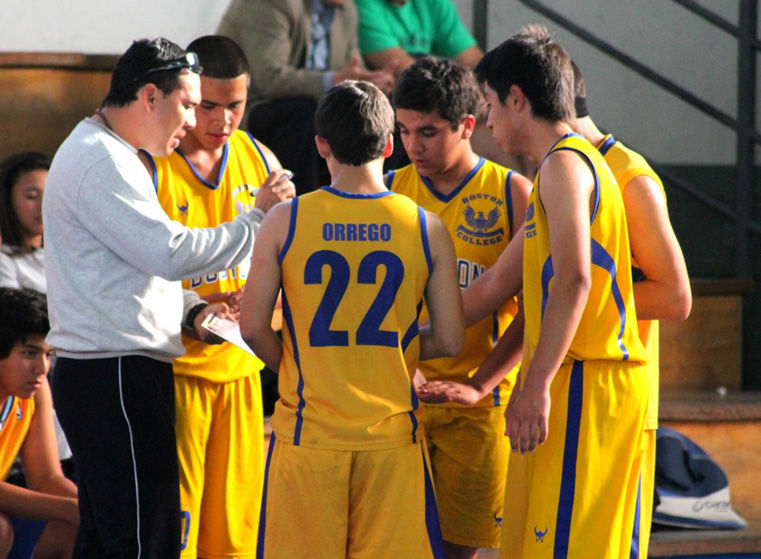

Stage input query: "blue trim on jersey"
[
  {"left": 554, "top": 360, "right": 584, "bottom": 559},
  {"left": 279, "top": 199, "right": 299, "bottom": 264},
  {"left": 590, "top": 239, "right": 630, "bottom": 360},
  {"left": 321, "top": 185, "right": 395, "bottom": 199},
  {"left": 141, "top": 151, "right": 159, "bottom": 192},
  {"left": 385, "top": 169, "right": 396, "bottom": 190},
  {"left": 408, "top": 384, "right": 420, "bottom": 444},
  {"left": 174, "top": 143, "right": 229, "bottom": 190},
  {"left": 281, "top": 291, "right": 307, "bottom": 445},
  {"left": 401, "top": 300, "right": 423, "bottom": 353},
  {"left": 0, "top": 396, "right": 15, "bottom": 427},
  {"left": 630, "top": 474, "right": 642, "bottom": 559},
  {"left": 598, "top": 134, "right": 617, "bottom": 156},
  {"left": 420, "top": 157, "right": 485, "bottom": 203},
  {"left": 551, "top": 146, "right": 601, "bottom": 225},
  {"left": 257, "top": 433, "right": 277, "bottom": 559},
  {"left": 418, "top": 207, "right": 433, "bottom": 276},
  {"left": 423, "top": 445, "right": 445, "bottom": 559},
  {"left": 539, "top": 256, "right": 554, "bottom": 322},
  {"left": 247, "top": 132, "right": 271, "bottom": 174},
  {"left": 505, "top": 170, "right": 515, "bottom": 235}
]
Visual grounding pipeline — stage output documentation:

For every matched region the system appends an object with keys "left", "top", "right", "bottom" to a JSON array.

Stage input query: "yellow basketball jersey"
[
  {"left": 0, "top": 396, "right": 34, "bottom": 479},
  {"left": 273, "top": 187, "right": 431, "bottom": 451},
  {"left": 151, "top": 130, "right": 269, "bottom": 383},
  {"left": 599, "top": 133, "right": 665, "bottom": 428},
  {"left": 388, "top": 158, "right": 519, "bottom": 407},
  {"left": 523, "top": 133, "right": 645, "bottom": 364}
]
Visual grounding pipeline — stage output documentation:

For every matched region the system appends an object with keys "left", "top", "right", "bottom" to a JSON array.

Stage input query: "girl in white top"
[{"left": 0, "top": 151, "right": 49, "bottom": 292}]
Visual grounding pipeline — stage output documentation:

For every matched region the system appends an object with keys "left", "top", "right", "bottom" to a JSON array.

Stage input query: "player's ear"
[
  {"left": 461, "top": 114, "right": 476, "bottom": 139},
  {"left": 382, "top": 135, "right": 394, "bottom": 158},
  {"left": 510, "top": 84, "right": 526, "bottom": 112},
  {"left": 315, "top": 135, "right": 332, "bottom": 159}
]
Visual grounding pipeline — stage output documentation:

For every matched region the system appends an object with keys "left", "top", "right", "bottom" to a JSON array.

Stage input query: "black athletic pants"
[{"left": 52, "top": 356, "right": 181, "bottom": 559}]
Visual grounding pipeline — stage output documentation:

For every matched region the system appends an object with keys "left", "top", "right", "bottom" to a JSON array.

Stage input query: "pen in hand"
[{"left": 250, "top": 170, "right": 294, "bottom": 197}]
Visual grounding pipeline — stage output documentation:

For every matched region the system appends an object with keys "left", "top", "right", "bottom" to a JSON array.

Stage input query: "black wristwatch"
[{"left": 184, "top": 303, "right": 208, "bottom": 329}]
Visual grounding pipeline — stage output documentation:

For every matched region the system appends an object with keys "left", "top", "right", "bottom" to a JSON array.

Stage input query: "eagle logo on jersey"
[
  {"left": 525, "top": 202, "right": 537, "bottom": 239},
  {"left": 177, "top": 200, "right": 189, "bottom": 216},
  {"left": 534, "top": 526, "right": 548, "bottom": 542},
  {"left": 464, "top": 204, "right": 500, "bottom": 232},
  {"left": 456, "top": 202, "right": 504, "bottom": 246}
]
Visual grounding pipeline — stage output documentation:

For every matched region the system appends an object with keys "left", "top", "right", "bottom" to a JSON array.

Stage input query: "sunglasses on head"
[{"left": 133, "top": 52, "right": 202, "bottom": 83}]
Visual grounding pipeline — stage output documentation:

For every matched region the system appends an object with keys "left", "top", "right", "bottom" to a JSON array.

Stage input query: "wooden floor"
[{"left": 649, "top": 517, "right": 761, "bottom": 557}]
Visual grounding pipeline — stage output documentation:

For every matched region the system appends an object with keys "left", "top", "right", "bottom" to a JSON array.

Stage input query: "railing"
[{"left": 471, "top": 0, "right": 761, "bottom": 386}]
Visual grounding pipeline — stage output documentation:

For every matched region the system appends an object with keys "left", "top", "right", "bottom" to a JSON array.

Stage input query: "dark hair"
[
  {"left": 392, "top": 57, "right": 480, "bottom": 130},
  {"left": 0, "top": 151, "right": 50, "bottom": 252},
  {"left": 315, "top": 81, "right": 395, "bottom": 166},
  {"left": 0, "top": 288, "right": 49, "bottom": 359},
  {"left": 570, "top": 60, "right": 589, "bottom": 118},
  {"left": 103, "top": 38, "right": 190, "bottom": 108},
  {"left": 187, "top": 35, "right": 249, "bottom": 80},
  {"left": 474, "top": 24, "right": 574, "bottom": 123}
]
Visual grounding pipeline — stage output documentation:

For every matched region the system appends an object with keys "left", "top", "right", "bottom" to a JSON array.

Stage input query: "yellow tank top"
[
  {"left": 599, "top": 133, "right": 664, "bottom": 427},
  {"left": 388, "top": 158, "right": 519, "bottom": 406},
  {"left": 523, "top": 134, "right": 645, "bottom": 364},
  {"left": 0, "top": 396, "right": 34, "bottom": 479},
  {"left": 273, "top": 187, "right": 431, "bottom": 450},
  {"left": 150, "top": 130, "right": 269, "bottom": 382}
]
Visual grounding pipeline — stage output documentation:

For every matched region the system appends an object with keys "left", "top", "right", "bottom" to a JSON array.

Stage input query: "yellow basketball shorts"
[
  {"left": 637, "top": 428, "right": 656, "bottom": 559},
  {"left": 175, "top": 374, "right": 264, "bottom": 559},
  {"left": 423, "top": 405, "right": 509, "bottom": 549},
  {"left": 500, "top": 359, "right": 648, "bottom": 559},
  {"left": 258, "top": 436, "right": 444, "bottom": 559}
]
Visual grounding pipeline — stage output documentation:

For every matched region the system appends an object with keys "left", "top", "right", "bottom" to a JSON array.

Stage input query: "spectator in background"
[
  {"left": 217, "top": 0, "right": 395, "bottom": 195},
  {"left": 354, "top": 0, "right": 483, "bottom": 76},
  {"left": 0, "top": 152, "right": 50, "bottom": 292},
  {"left": 0, "top": 288, "right": 78, "bottom": 559}
]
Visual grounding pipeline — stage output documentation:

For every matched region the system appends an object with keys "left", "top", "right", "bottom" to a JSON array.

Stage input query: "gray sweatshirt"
[{"left": 43, "top": 118, "right": 263, "bottom": 361}]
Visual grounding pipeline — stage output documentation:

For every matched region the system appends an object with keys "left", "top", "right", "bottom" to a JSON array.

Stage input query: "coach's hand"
[{"left": 254, "top": 169, "right": 296, "bottom": 213}]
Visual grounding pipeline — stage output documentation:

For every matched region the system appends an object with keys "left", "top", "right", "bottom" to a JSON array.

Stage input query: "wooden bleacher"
[
  {"left": 0, "top": 53, "right": 118, "bottom": 161},
  {"left": 650, "top": 279, "right": 761, "bottom": 558}
]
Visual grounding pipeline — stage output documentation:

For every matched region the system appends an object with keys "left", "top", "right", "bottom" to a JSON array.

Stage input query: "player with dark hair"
[
  {"left": 0, "top": 288, "right": 78, "bottom": 559},
  {"left": 240, "top": 80, "right": 465, "bottom": 559},
  {"left": 44, "top": 37, "right": 265, "bottom": 558},
  {"left": 147, "top": 34, "right": 295, "bottom": 559},
  {"left": 421, "top": 25, "right": 648, "bottom": 558},
  {"left": 571, "top": 60, "right": 691, "bottom": 559},
  {"left": 390, "top": 56, "right": 531, "bottom": 559}
]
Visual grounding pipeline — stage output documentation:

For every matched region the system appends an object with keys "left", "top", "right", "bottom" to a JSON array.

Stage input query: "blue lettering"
[
  {"left": 335, "top": 223, "right": 346, "bottom": 241},
  {"left": 323, "top": 223, "right": 333, "bottom": 241},
  {"left": 359, "top": 223, "right": 367, "bottom": 241},
  {"left": 347, "top": 224, "right": 358, "bottom": 241},
  {"left": 381, "top": 224, "right": 391, "bottom": 241}
]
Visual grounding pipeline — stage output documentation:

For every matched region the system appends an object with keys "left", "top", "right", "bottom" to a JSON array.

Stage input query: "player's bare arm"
[
  {"left": 419, "top": 211, "right": 465, "bottom": 361},
  {"left": 418, "top": 307, "right": 524, "bottom": 405},
  {"left": 460, "top": 223, "right": 524, "bottom": 327},
  {"left": 623, "top": 175, "right": 691, "bottom": 321},
  {"left": 0, "top": 378, "right": 78, "bottom": 523},
  {"left": 505, "top": 150, "right": 593, "bottom": 455},
  {"left": 240, "top": 202, "right": 291, "bottom": 371}
]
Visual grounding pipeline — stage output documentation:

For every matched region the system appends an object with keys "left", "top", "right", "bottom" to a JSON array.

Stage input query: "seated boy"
[{"left": 0, "top": 288, "right": 78, "bottom": 559}]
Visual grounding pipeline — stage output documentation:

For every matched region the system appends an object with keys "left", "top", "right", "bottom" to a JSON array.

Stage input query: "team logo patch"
[
  {"left": 177, "top": 200, "right": 189, "bottom": 216},
  {"left": 456, "top": 202, "right": 504, "bottom": 246},
  {"left": 534, "top": 525, "right": 548, "bottom": 542},
  {"left": 493, "top": 512, "right": 503, "bottom": 527},
  {"left": 525, "top": 201, "right": 535, "bottom": 222}
]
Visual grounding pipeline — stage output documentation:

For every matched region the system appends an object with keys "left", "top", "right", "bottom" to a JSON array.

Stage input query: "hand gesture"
[
  {"left": 504, "top": 383, "right": 550, "bottom": 454},
  {"left": 417, "top": 380, "right": 483, "bottom": 406},
  {"left": 253, "top": 169, "right": 296, "bottom": 213}
]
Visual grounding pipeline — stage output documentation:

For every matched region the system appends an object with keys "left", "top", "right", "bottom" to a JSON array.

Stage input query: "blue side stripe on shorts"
[
  {"left": 423, "top": 446, "right": 445, "bottom": 559},
  {"left": 630, "top": 474, "right": 642, "bottom": 559},
  {"left": 256, "top": 434, "right": 277, "bottom": 559},
  {"left": 554, "top": 360, "right": 584, "bottom": 558}
]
